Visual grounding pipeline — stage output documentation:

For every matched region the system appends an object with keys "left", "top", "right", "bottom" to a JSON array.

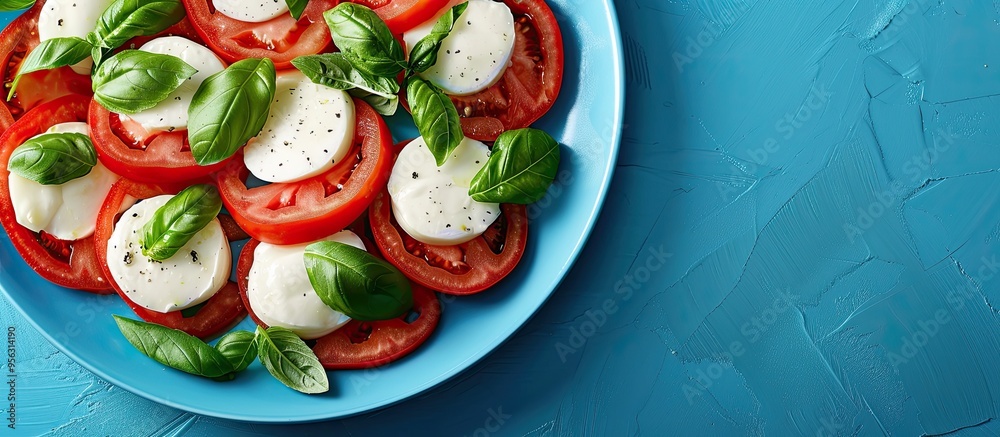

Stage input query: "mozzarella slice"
[
  {"left": 123, "top": 37, "right": 226, "bottom": 133},
  {"left": 37, "top": 0, "right": 117, "bottom": 75},
  {"left": 106, "top": 195, "right": 231, "bottom": 313},
  {"left": 387, "top": 137, "right": 499, "bottom": 245},
  {"left": 403, "top": 0, "right": 515, "bottom": 96},
  {"left": 213, "top": 0, "right": 289, "bottom": 23},
  {"left": 246, "top": 231, "right": 364, "bottom": 339},
  {"left": 8, "top": 122, "right": 119, "bottom": 240},
  {"left": 243, "top": 71, "right": 355, "bottom": 183}
]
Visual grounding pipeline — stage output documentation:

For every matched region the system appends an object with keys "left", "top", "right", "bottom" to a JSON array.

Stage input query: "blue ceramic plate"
[{"left": 0, "top": 0, "right": 623, "bottom": 422}]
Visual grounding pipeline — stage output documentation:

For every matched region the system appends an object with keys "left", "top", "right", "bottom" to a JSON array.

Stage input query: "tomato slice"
[
  {"left": 88, "top": 99, "right": 234, "bottom": 189},
  {"left": 215, "top": 98, "right": 394, "bottom": 245},
  {"left": 236, "top": 236, "right": 441, "bottom": 369},
  {"left": 0, "top": 95, "right": 112, "bottom": 292},
  {"left": 449, "top": 0, "right": 564, "bottom": 141},
  {"left": 0, "top": 0, "right": 93, "bottom": 133},
  {"left": 349, "top": 0, "right": 453, "bottom": 34},
  {"left": 181, "top": 0, "right": 341, "bottom": 68},
  {"left": 369, "top": 188, "right": 528, "bottom": 295},
  {"left": 93, "top": 180, "right": 247, "bottom": 339}
]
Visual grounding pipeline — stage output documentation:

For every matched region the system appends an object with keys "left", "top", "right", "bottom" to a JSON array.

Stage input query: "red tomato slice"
[
  {"left": 0, "top": 0, "right": 92, "bottom": 132},
  {"left": 181, "top": 0, "right": 341, "bottom": 68},
  {"left": 450, "top": 0, "right": 564, "bottom": 141},
  {"left": 236, "top": 236, "right": 441, "bottom": 369},
  {"left": 215, "top": 98, "right": 394, "bottom": 245},
  {"left": 0, "top": 95, "right": 111, "bottom": 292},
  {"left": 349, "top": 0, "right": 453, "bottom": 34},
  {"left": 369, "top": 188, "right": 528, "bottom": 295},
  {"left": 93, "top": 180, "right": 247, "bottom": 339},
  {"left": 88, "top": 98, "right": 234, "bottom": 189}
]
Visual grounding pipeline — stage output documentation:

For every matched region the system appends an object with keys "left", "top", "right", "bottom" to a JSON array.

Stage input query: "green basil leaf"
[
  {"left": 292, "top": 53, "right": 399, "bottom": 115},
  {"left": 188, "top": 58, "right": 276, "bottom": 166},
  {"left": 92, "top": 0, "right": 185, "bottom": 50},
  {"left": 0, "top": 0, "right": 33, "bottom": 12},
  {"left": 7, "top": 37, "right": 92, "bottom": 100},
  {"left": 140, "top": 184, "right": 223, "bottom": 261},
  {"left": 285, "top": 0, "right": 307, "bottom": 20},
  {"left": 292, "top": 53, "right": 399, "bottom": 94},
  {"left": 215, "top": 330, "right": 257, "bottom": 373},
  {"left": 406, "top": 76, "right": 462, "bottom": 166},
  {"left": 8, "top": 133, "right": 97, "bottom": 185},
  {"left": 469, "top": 128, "right": 561, "bottom": 204},
  {"left": 304, "top": 241, "right": 413, "bottom": 321},
  {"left": 407, "top": 2, "right": 468, "bottom": 74},
  {"left": 324, "top": 3, "right": 406, "bottom": 78},
  {"left": 255, "top": 326, "right": 329, "bottom": 394},
  {"left": 92, "top": 50, "right": 197, "bottom": 114},
  {"left": 348, "top": 88, "right": 399, "bottom": 116},
  {"left": 113, "top": 315, "right": 235, "bottom": 379}
]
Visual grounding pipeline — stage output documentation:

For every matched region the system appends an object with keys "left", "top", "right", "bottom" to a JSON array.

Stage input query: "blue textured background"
[{"left": 6, "top": 0, "right": 1000, "bottom": 435}]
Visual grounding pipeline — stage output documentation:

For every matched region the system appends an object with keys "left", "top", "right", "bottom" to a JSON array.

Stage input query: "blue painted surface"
[{"left": 4, "top": 0, "right": 1000, "bottom": 435}]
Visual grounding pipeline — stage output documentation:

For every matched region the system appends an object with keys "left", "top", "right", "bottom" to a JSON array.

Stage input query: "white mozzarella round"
[
  {"left": 123, "top": 37, "right": 226, "bottom": 133},
  {"left": 37, "top": 0, "right": 117, "bottom": 75},
  {"left": 246, "top": 231, "right": 364, "bottom": 339},
  {"left": 403, "top": 0, "right": 515, "bottom": 96},
  {"left": 106, "top": 195, "right": 231, "bottom": 313},
  {"left": 8, "top": 122, "right": 119, "bottom": 240},
  {"left": 213, "top": 0, "right": 289, "bottom": 23},
  {"left": 243, "top": 71, "right": 356, "bottom": 183},
  {"left": 387, "top": 137, "right": 499, "bottom": 245}
]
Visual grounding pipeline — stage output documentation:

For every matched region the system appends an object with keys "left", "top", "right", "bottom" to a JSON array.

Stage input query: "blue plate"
[{"left": 0, "top": 0, "right": 624, "bottom": 422}]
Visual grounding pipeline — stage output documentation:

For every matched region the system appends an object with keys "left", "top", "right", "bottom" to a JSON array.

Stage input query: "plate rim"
[{"left": 0, "top": 0, "right": 626, "bottom": 423}]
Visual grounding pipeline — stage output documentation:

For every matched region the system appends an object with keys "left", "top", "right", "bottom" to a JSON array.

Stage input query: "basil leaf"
[
  {"left": 292, "top": 53, "right": 399, "bottom": 115},
  {"left": 215, "top": 330, "right": 257, "bottom": 373},
  {"left": 304, "top": 241, "right": 413, "bottom": 321},
  {"left": 348, "top": 88, "right": 399, "bottom": 116},
  {"left": 7, "top": 37, "right": 92, "bottom": 100},
  {"left": 408, "top": 2, "right": 468, "bottom": 74},
  {"left": 113, "top": 315, "right": 235, "bottom": 379},
  {"left": 255, "top": 326, "right": 329, "bottom": 394},
  {"left": 92, "top": 50, "right": 197, "bottom": 114},
  {"left": 0, "top": 0, "right": 33, "bottom": 11},
  {"left": 406, "top": 76, "right": 462, "bottom": 166},
  {"left": 92, "top": 0, "right": 185, "bottom": 50},
  {"left": 292, "top": 53, "right": 399, "bottom": 95},
  {"left": 286, "top": 0, "right": 307, "bottom": 20},
  {"left": 8, "top": 133, "right": 97, "bottom": 185},
  {"left": 324, "top": 3, "right": 406, "bottom": 78},
  {"left": 469, "top": 128, "right": 561, "bottom": 204},
  {"left": 140, "top": 184, "right": 223, "bottom": 261},
  {"left": 188, "top": 58, "right": 276, "bottom": 166}
]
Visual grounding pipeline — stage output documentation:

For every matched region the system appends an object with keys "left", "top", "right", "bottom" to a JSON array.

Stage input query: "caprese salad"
[{"left": 0, "top": 0, "right": 564, "bottom": 394}]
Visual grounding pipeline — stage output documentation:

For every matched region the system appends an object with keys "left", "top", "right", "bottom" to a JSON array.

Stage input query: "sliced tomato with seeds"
[
  {"left": 0, "top": 95, "right": 111, "bottom": 292},
  {"left": 449, "top": 0, "right": 564, "bottom": 141},
  {"left": 369, "top": 188, "right": 528, "bottom": 295},
  {"left": 350, "top": 0, "right": 453, "bottom": 34},
  {"left": 215, "top": 98, "right": 394, "bottom": 245},
  {"left": 93, "top": 180, "right": 247, "bottom": 339},
  {"left": 88, "top": 99, "right": 234, "bottom": 189},
  {"left": 0, "top": 0, "right": 93, "bottom": 133},
  {"left": 181, "top": 0, "right": 341, "bottom": 68},
  {"left": 236, "top": 235, "right": 441, "bottom": 369}
]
